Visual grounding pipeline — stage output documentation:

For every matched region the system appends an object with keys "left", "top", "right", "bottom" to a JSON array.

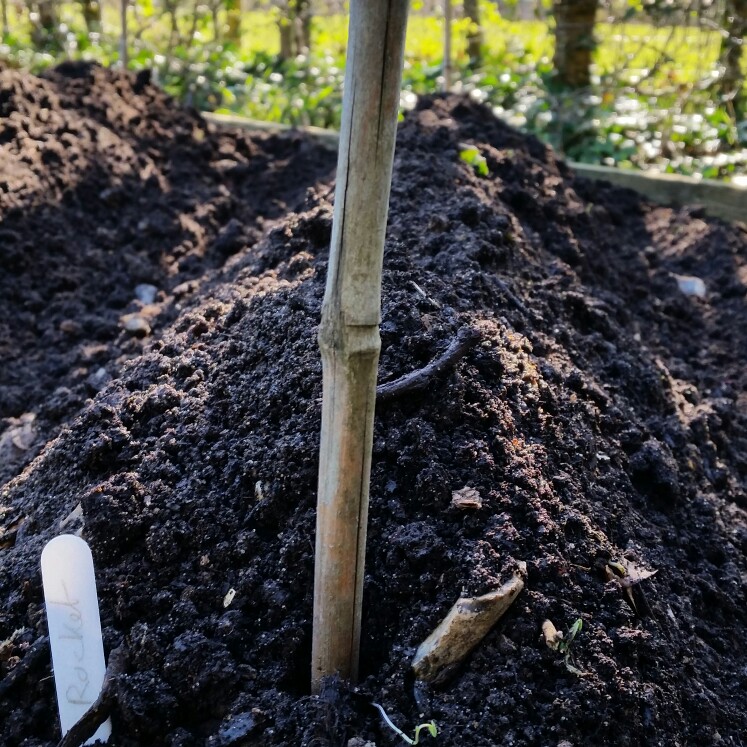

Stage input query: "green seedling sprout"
[
  {"left": 542, "top": 617, "right": 585, "bottom": 676},
  {"left": 606, "top": 558, "right": 658, "bottom": 614},
  {"left": 458, "top": 145, "right": 489, "bottom": 177},
  {"left": 372, "top": 703, "right": 438, "bottom": 745}
]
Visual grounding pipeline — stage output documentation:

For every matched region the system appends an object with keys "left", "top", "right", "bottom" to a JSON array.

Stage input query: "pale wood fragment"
[{"left": 412, "top": 564, "right": 526, "bottom": 683}]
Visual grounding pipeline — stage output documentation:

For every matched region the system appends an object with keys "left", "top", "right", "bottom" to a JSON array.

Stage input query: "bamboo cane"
[{"left": 311, "top": 0, "right": 410, "bottom": 693}]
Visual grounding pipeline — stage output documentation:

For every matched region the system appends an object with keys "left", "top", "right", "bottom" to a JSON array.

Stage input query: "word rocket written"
[{"left": 42, "top": 534, "right": 111, "bottom": 744}]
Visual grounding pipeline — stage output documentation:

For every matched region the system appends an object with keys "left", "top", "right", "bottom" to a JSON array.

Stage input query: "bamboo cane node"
[{"left": 319, "top": 320, "right": 381, "bottom": 358}]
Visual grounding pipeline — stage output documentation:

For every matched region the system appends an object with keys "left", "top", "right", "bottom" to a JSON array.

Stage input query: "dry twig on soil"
[
  {"left": 376, "top": 326, "right": 482, "bottom": 403},
  {"left": 57, "top": 644, "right": 127, "bottom": 747}
]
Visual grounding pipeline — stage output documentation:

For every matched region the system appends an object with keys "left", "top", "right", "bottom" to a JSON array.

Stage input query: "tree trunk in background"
[
  {"left": 163, "top": 0, "right": 179, "bottom": 54},
  {"left": 1, "top": 0, "right": 8, "bottom": 36},
  {"left": 119, "top": 0, "right": 127, "bottom": 66},
  {"left": 211, "top": 1, "right": 220, "bottom": 41},
  {"left": 443, "top": 0, "right": 452, "bottom": 90},
  {"left": 225, "top": 0, "right": 241, "bottom": 44},
  {"left": 80, "top": 0, "right": 101, "bottom": 32},
  {"left": 464, "top": 0, "right": 482, "bottom": 67},
  {"left": 552, "top": 0, "right": 598, "bottom": 87},
  {"left": 278, "top": 0, "right": 312, "bottom": 60},
  {"left": 37, "top": 0, "right": 56, "bottom": 30},
  {"left": 30, "top": 0, "right": 58, "bottom": 47},
  {"left": 295, "top": 0, "right": 311, "bottom": 53},
  {"left": 279, "top": 17, "right": 293, "bottom": 59},
  {"left": 719, "top": 0, "right": 746, "bottom": 110}
]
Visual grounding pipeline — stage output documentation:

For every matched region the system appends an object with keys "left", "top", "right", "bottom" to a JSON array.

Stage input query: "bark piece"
[{"left": 451, "top": 486, "right": 482, "bottom": 510}]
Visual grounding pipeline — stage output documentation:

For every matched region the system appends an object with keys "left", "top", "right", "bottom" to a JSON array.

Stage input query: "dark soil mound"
[
  {"left": 0, "top": 61, "right": 334, "bottom": 486},
  {"left": 1, "top": 67, "right": 747, "bottom": 747}
]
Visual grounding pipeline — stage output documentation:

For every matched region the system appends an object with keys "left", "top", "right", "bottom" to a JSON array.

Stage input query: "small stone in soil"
[
  {"left": 121, "top": 314, "right": 151, "bottom": 337},
  {"left": 208, "top": 711, "right": 260, "bottom": 746},
  {"left": 135, "top": 284, "right": 158, "bottom": 304},
  {"left": 674, "top": 274, "right": 706, "bottom": 298}
]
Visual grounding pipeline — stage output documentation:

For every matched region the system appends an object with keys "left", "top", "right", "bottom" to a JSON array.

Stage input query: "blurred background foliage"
[{"left": 0, "top": 0, "right": 745, "bottom": 180}]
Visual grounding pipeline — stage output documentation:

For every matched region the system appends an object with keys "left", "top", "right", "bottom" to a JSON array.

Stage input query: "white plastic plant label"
[{"left": 41, "top": 534, "right": 111, "bottom": 744}]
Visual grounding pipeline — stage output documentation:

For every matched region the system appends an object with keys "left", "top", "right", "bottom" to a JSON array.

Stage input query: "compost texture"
[{"left": 1, "top": 64, "right": 747, "bottom": 747}]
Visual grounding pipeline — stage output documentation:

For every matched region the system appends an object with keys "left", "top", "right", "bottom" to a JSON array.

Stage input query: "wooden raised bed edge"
[
  {"left": 203, "top": 112, "right": 746, "bottom": 224},
  {"left": 570, "top": 162, "right": 746, "bottom": 224}
]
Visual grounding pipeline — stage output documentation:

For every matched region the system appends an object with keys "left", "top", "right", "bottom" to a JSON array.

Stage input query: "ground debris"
[
  {"left": 450, "top": 486, "right": 483, "bottom": 509},
  {"left": 412, "top": 564, "right": 526, "bottom": 683}
]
